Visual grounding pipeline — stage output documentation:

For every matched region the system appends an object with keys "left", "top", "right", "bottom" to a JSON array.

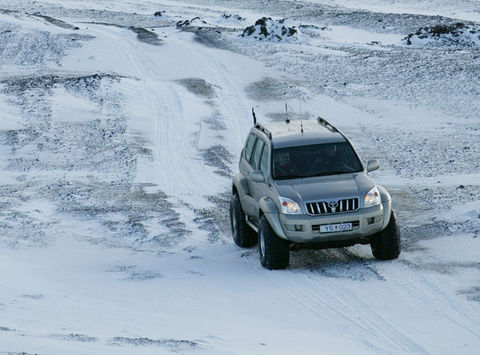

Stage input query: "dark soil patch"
[
  {"left": 245, "top": 77, "right": 306, "bottom": 102},
  {"left": 193, "top": 192, "right": 231, "bottom": 244},
  {"left": 31, "top": 13, "right": 79, "bottom": 30},
  {"left": 177, "top": 78, "right": 216, "bottom": 99},
  {"left": 129, "top": 27, "right": 162, "bottom": 46},
  {"left": 51, "top": 333, "right": 98, "bottom": 342},
  {"left": 110, "top": 336, "right": 199, "bottom": 350},
  {"left": 201, "top": 144, "right": 233, "bottom": 178}
]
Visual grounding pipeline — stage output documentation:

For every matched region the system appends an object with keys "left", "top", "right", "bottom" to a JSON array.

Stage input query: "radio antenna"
[
  {"left": 296, "top": 55, "right": 303, "bottom": 134},
  {"left": 285, "top": 102, "right": 290, "bottom": 123},
  {"left": 295, "top": 56, "right": 302, "bottom": 114},
  {"left": 252, "top": 107, "right": 257, "bottom": 125}
]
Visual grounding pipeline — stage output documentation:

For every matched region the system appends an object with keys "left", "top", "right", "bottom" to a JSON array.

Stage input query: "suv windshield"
[{"left": 272, "top": 142, "right": 363, "bottom": 180}]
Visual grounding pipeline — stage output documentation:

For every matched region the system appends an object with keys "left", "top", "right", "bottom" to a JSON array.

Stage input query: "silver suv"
[{"left": 230, "top": 116, "right": 400, "bottom": 269}]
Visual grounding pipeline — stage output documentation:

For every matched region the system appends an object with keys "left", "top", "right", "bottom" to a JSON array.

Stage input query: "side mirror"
[
  {"left": 367, "top": 159, "right": 380, "bottom": 173},
  {"left": 251, "top": 170, "right": 265, "bottom": 183}
]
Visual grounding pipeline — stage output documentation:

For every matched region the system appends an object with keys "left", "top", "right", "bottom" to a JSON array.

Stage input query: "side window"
[
  {"left": 244, "top": 134, "right": 257, "bottom": 163},
  {"left": 260, "top": 145, "right": 269, "bottom": 177},
  {"left": 251, "top": 140, "right": 265, "bottom": 170}
]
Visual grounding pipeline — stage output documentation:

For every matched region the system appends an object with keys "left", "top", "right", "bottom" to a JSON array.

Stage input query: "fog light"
[
  {"left": 285, "top": 224, "right": 304, "bottom": 231},
  {"left": 367, "top": 217, "right": 375, "bottom": 225},
  {"left": 295, "top": 224, "right": 303, "bottom": 232}
]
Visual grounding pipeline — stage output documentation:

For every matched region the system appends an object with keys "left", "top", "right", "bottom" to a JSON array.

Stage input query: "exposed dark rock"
[
  {"left": 176, "top": 17, "right": 207, "bottom": 28},
  {"left": 242, "top": 17, "right": 298, "bottom": 41},
  {"left": 221, "top": 14, "right": 245, "bottom": 21},
  {"left": 404, "top": 22, "right": 480, "bottom": 46}
]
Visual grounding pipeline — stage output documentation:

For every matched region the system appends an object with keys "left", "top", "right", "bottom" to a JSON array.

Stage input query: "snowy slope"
[
  {"left": 304, "top": 0, "right": 480, "bottom": 22},
  {"left": 0, "top": 0, "right": 479, "bottom": 354}
]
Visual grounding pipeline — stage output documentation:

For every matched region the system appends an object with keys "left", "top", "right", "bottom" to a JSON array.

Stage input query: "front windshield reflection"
[{"left": 273, "top": 142, "right": 363, "bottom": 180}]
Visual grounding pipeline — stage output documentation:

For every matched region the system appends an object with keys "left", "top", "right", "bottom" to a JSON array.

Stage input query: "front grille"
[{"left": 305, "top": 198, "right": 359, "bottom": 215}]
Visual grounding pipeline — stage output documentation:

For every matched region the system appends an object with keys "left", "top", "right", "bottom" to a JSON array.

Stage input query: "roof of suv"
[{"left": 254, "top": 119, "right": 346, "bottom": 149}]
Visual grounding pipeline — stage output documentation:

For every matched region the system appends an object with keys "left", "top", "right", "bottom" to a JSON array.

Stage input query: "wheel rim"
[{"left": 260, "top": 229, "right": 266, "bottom": 257}]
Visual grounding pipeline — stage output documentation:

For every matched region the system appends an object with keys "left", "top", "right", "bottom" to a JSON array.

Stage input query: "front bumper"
[{"left": 278, "top": 204, "right": 384, "bottom": 243}]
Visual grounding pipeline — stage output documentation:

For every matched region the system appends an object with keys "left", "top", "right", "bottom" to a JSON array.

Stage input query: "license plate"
[{"left": 320, "top": 222, "right": 353, "bottom": 233}]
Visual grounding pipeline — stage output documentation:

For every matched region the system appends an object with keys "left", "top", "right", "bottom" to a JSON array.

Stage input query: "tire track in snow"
[
  {"left": 87, "top": 25, "right": 254, "bottom": 206},
  {"left": 174, "top": 38, "right": 254, "bottom": 149},
  {"left": 407, "top": 271, "right": 480, "bottom": 339},
  {"left": 260, "top": 270, "right": 428, "bottom": 353},
  {"left": 86, "top": 25, "right": 217, "bottom": 201}
]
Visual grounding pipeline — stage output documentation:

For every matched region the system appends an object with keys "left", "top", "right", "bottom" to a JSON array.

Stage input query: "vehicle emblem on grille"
[
  {"left": 328, "top": 201, "right": 338, "bottom": 209},
  {"left": 328, "top": 200, "right": 338, "bottom": 213}
]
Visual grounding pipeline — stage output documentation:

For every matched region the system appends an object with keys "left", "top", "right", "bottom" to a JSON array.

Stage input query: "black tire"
[
  {"left": 370, "top": 210, "right": 401, "bottom": 260},
  {"left": 230, "top": 193, "right": 257, "bottom": 247},
  {"left": 258, "top": 215, "right": 289, "bottom": 270}
]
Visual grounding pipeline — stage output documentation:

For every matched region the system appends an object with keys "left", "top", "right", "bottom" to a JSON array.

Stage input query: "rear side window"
[
  {"left": 244, "top": 134, "right": 257, "bottom": 163},
  {"left": 260, "top": 145, "right": 269, "bottom": 176},
  {"left": 251, "top": 140, "right": 265, "bottom": 170}
]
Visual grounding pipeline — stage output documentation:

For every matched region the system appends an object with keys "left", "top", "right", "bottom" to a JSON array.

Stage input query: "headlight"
[
  {"left": 279, "top": 197, "right": 302, "bottom": 214},
  {"left": 364, "top": 186, "right": 381, "bottom": 207}
]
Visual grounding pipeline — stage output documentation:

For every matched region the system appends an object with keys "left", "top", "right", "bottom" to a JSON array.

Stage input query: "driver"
[{"left": 274, "top": 151, "right": 296, "bottom": 177}]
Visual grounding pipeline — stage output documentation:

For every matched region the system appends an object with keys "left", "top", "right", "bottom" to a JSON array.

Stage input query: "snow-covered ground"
[
  {"left": 0, "top": 0, "right": 479, "bottom": 354},
  {"left": 306, "top": 0, "right": 480, "bottom": 22}
]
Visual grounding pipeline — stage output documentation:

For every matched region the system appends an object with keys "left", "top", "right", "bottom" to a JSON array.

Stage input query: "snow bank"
[
  {"left": 241, "top": 17, "right": 299, "bottom": 42},
  {"left": 404, "top": 22, "right": 480, "bottom": 47},
  {"left": 440, "top": 200, "right": 480, "bottom": 222}
]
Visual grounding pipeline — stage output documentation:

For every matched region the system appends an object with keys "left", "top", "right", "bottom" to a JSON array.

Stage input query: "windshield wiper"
[
  {"left": 275, "top": 174, "right": 304, "bottom": 180},
  {"left": 312, "top": 171, "right": 350, "bottom": 177}
]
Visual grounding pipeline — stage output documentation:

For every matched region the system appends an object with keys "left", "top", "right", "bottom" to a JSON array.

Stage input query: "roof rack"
[
  {"left": 255, "top": 123, "right": 272, "bottom": 140},
  {"left": 317, "top": 117, "right": 338, "bottom": 133}
]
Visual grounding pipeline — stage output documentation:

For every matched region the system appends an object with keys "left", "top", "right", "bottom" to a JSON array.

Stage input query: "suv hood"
[{"left": 274, "top": 173, "right": 374, "bottom": 203}]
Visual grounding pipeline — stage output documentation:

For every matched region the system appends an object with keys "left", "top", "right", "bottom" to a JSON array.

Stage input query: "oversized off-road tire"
[
  {"left": 258, "top": 215, "right": 289, "bottom": 270},
  {"left": 370, "top": 210, "right": 401, "bottom": 260},
  {"left": 230, "top": 193, "right": 257, "bottom": 247}
]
